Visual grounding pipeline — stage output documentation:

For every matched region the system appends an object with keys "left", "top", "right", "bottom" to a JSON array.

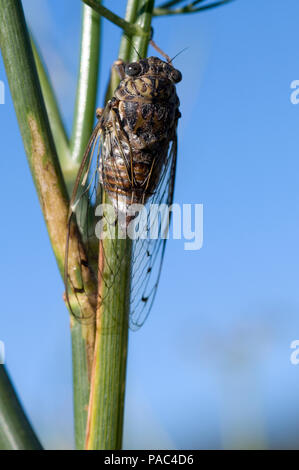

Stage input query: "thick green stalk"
[
  {"left": 71, "top": 320, "right": 93, "bottom": 451},
  {"left": 84, "top": 0, "right": 154, "bottom": 451},
  {"left": 130, "top": 0, "right": 154, "bottom": 59},
  {"left": 118, "top": 0, "right": 140, "bottom": 61},
  {"left": 0, "top": 0, "right": 97, "bottom": 451},
  {"left": 0, "top": 366, "right": 42, "bottom": 450},
  {"left": 85, "top": 235, "right": 132, "bottom": 450}
]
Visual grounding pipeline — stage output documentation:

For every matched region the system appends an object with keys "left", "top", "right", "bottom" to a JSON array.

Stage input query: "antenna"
[
  {"left": 170, "top": 47, "right": 189, "bottom": 63},
  {"left": 149, "top": 39, "right": 172, "bottom": 64},
  {"left": 123, "top": 34, "right": 141, "bottom": 61}
]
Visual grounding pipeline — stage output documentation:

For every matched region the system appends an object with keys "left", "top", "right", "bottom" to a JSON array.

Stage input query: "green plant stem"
[
  {"left": 158, "top": 0, "right": 186, "bottom": 8},
  {"left": 70, "top": 3, "right": 101, "bottom": 170},
  {"left": 30, "top": 37, "right": 71, "bottom": 179},
  {"left": 81, "top": 0, "right": 147, "bottom": 37},
  {"left": 105, "top": 0, "right": 140, "bottom": 102},
  {"left": 0, "top": 366, "right": 42, "bottom": 450},
  {"left": 154, "top": 0, "right": 234, "bottom": 15},
  {"left": 69, "top": 4, "right": 102, "bottom": 450},
  {"left": 71, "top": 320, "right": 93, "bottom": 451},
  {"left": 84, "top": 0, "right": 154, "bottom": 451},
  {"left": 0, "top": 0, "right": 97, "bottom": 451},
  {"left": 33, "top": 2, "right": 102, "bottom": 451},
  {"left": 130, "top": 0, "right": 154, "bottom": 61},
  {"left": 31, "top": 5, "right": 101, "bottom": 450},
  {"left": 85, "top": 235, "right": 132, "bottom": 450},
  {"left": 118, "top": 0, "right": 140, "bottom": 62}
]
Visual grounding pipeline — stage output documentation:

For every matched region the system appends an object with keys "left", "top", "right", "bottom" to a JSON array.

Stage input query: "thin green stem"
[
  {"left": 31, "top": 1, "right": 102, "bottom": 451},
  {"left": 69, "top": 4, "right": 101, "bottom": 450},
  {"left": 32, "top": 3, "right": 102, "bottom": 451},
  {"left": 154, "top": 0, "right": 235, "bottom": 15},
  {"left": 0, "top": 366, "right": 42, "bottom": 450},
  {"left": 70, "top": 3, "right": 101, "bottom": 170},
  {"left": 81, "top": 0, "right": 147, "bottom": 37},
  {"left": 157, "top": 0, "right": 186, "bottom": 9},
  {"left": 30, "top": 37, "right": 71, "bottom": 178}
]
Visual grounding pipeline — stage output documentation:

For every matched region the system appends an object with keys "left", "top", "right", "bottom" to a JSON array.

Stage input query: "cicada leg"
[
  {"left": 113, "top": 59, "right": 126, "bottom": 80},
  {"left": 96, "top": 108, "right": 104, "bottom": 119},
  {"left": 149, "top": 39, "right": 172, "bottom": 64}
]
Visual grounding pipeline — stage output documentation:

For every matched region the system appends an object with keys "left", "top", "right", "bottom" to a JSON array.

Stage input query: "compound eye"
[
  {"left": 125, "top": 62, "right": 142, "bottom": 77},
  {"left": 170, "top": 69, "right": 182, "bottom": 83}
]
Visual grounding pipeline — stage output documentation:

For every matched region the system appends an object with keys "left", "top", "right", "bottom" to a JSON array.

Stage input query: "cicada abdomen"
[{"left": 65, "top": 53, "right": 182, "bottom": 328}]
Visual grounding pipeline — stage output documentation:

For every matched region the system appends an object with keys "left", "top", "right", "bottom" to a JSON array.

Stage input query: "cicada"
[{"left": 65, "top": 51, "right": 182, "bottom": 328}]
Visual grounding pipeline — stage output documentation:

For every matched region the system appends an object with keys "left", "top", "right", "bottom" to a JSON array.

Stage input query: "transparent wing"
[
  {"left": 129, "top": 136, "right": 178, "bottom": 329},
  {"left": 65, "top": 106, "right": 178, "bottom": 328},
  {"left": 64, "top": 116, "right": 104, "bottom": 319},
  {"left": 64, "top": 106, "right": 132, "bottom": 320}
]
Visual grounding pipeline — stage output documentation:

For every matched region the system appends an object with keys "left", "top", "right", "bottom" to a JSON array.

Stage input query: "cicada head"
[{"left": 115, "top": 57, "right": 182, "bottom": 102}]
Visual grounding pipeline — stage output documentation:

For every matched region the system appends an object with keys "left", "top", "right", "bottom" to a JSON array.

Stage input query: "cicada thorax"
[{"left": 99, "top": 56, "right": 181, "bottom": 227}]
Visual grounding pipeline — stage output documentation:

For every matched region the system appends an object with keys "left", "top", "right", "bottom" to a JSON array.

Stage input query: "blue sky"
[{"left": 1, "top": 0, "right": 299, "bottom": 449}]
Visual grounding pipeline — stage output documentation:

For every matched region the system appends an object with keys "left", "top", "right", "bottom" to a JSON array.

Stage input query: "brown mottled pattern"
[{"left": 101, "top": 56, "right": 181, "bottom": 214}]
